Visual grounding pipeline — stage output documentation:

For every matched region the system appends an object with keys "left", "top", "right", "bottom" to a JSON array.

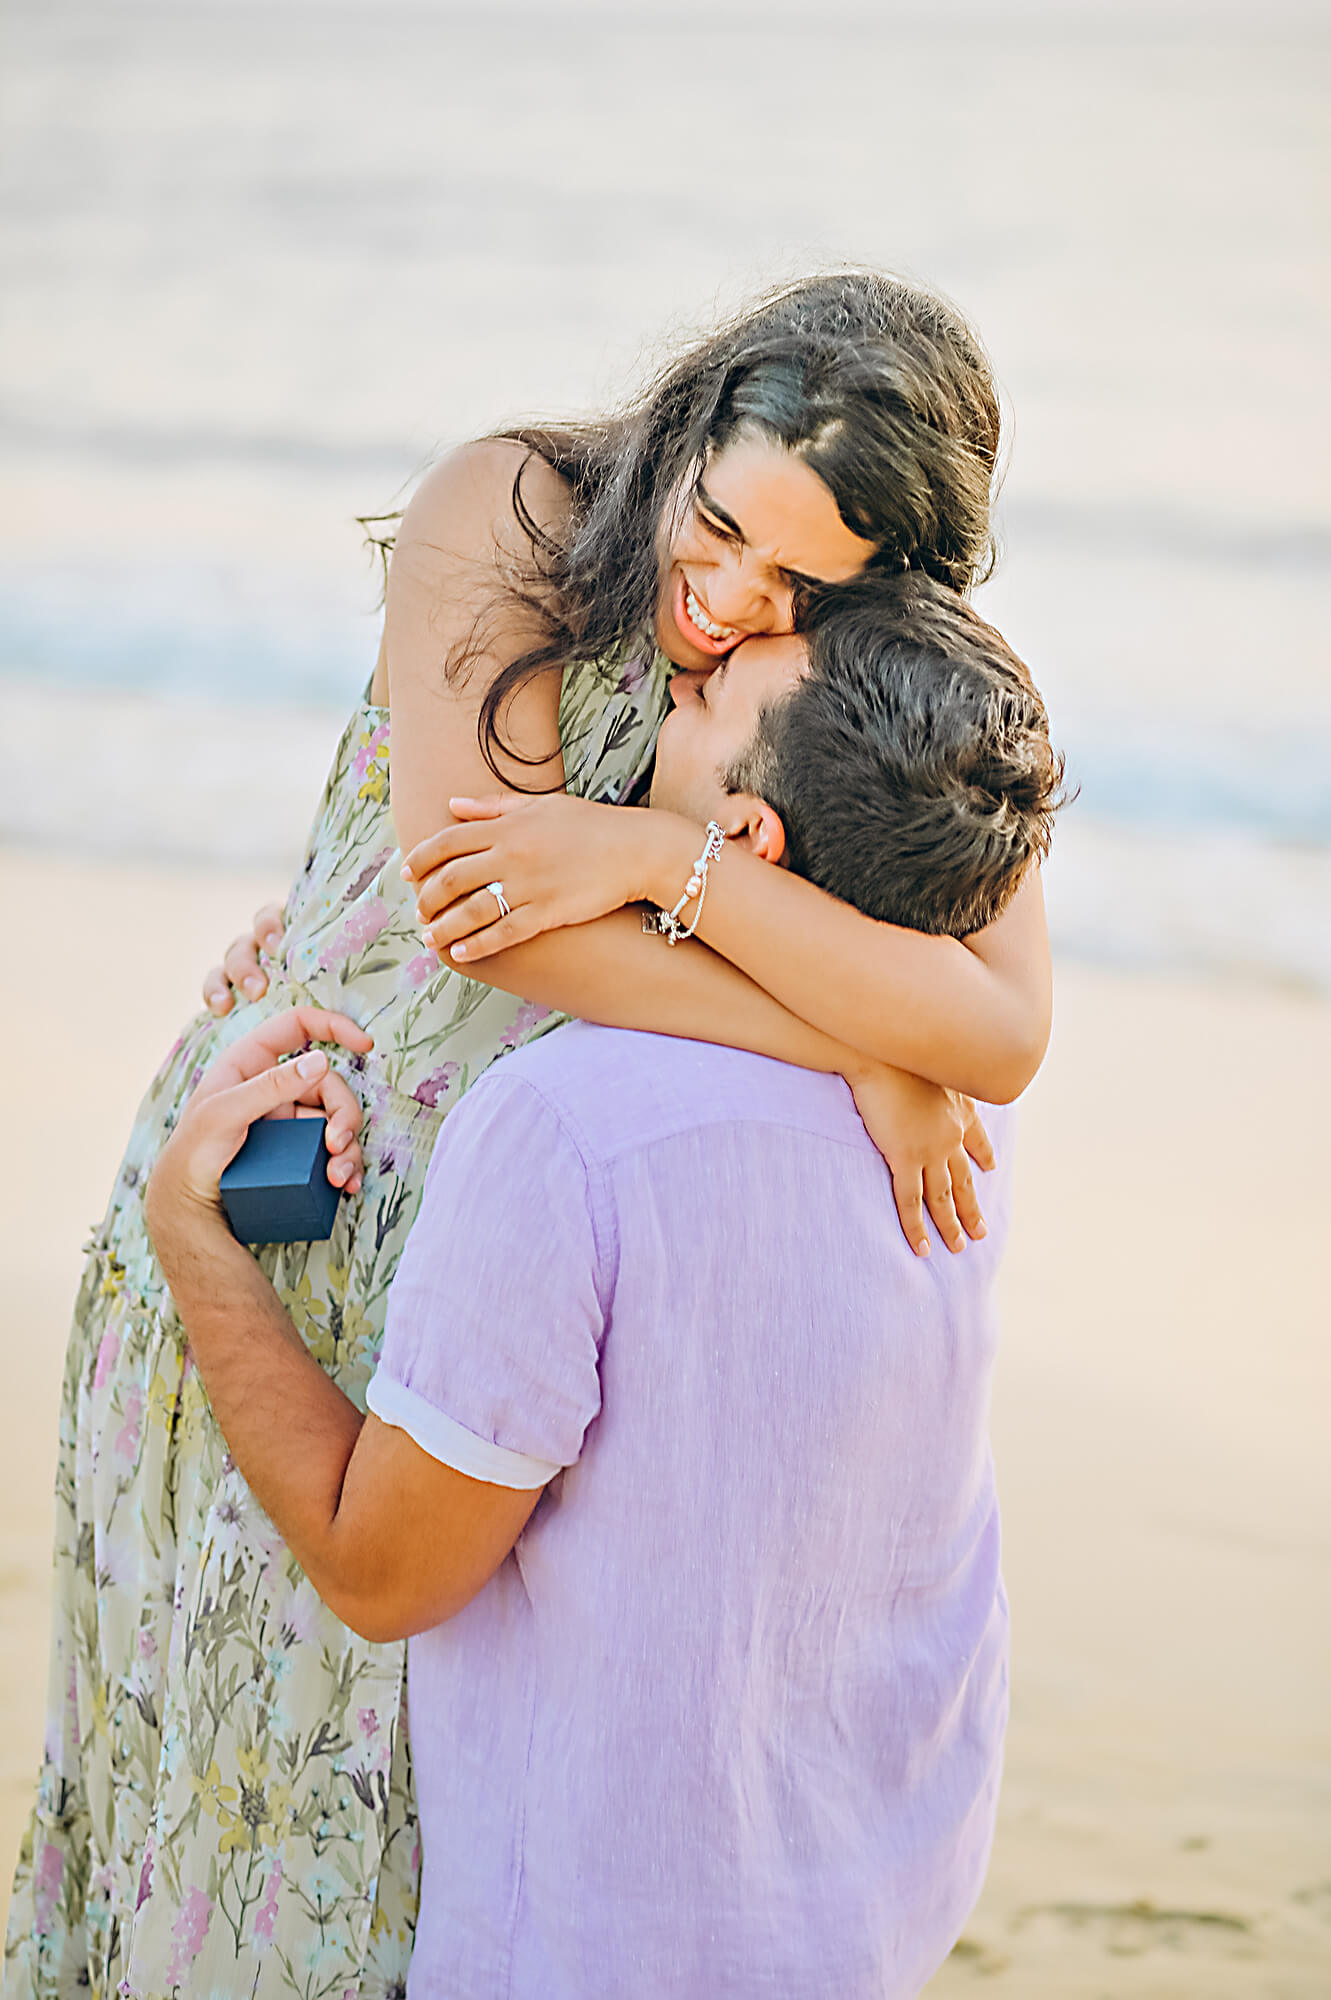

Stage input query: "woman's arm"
[
  {"left": 378, "top": 438, "right": 570, "bottom": 857},
  {"left": 457, "top": 909, "right": 994, "bottom": 1256},
  {"left": 663, "top": 829, "right": 1052, "bottom": 1104},
  {"left": 374, "top": 448, "right": 872, "bottom": 1079},
  {"left": 199, "top": 440, "right": 565, "bottom": 1018},
  {"left": 379, "top": 444, "right": 1031, "bottom": 1095},
  {"left": 407, "top": 796, "right": 1052, "bottom": 1104}
]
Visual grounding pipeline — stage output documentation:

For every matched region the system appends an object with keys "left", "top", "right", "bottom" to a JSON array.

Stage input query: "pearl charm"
[{"left": 647, "top": 822, "right": 726, "bottom": 946}]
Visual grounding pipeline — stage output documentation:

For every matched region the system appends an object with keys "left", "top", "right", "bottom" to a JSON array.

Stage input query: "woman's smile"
[
  {"left": 655, "top": 432, "right": 881, "bottom": 669},
  {"left": 675, "top": 570, "right": 741, "bottom": 654}
]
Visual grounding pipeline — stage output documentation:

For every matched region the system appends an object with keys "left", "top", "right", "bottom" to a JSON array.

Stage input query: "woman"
[{"left": 6, "top": 271, "right": 1050, "bottom": 2000}]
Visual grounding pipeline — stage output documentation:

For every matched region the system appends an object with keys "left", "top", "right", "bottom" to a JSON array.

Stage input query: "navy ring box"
[{"left": 219, "top": 1117, "right": 341, "bottom": 1245}]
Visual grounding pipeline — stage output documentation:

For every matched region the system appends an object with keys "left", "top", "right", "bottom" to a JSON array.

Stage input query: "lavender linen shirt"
[{"left": 367, "top": 1023, "right": 1013, "bottom": 2000}]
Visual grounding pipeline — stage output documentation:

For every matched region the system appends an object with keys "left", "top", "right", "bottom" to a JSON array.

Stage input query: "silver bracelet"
[{"left": 641, "top": 821, "right": 726, "bottom": 946}]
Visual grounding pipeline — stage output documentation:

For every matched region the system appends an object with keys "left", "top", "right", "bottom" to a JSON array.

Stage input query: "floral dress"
[{"left": 4, "top": 643, "right": 670, "bottom": 2000}]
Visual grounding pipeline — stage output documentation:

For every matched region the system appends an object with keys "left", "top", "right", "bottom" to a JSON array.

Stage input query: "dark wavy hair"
[
  {"left": 725, "top": 571, "right": 1066, "bottom": 938},
  {"left": 374, "top": 270, "right": 1002, "bottom": 781}
]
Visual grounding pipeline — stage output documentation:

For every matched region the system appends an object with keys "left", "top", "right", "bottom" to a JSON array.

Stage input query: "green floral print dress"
[{"left": 4, "top": 642, "right": 671, "bottom": 2000}]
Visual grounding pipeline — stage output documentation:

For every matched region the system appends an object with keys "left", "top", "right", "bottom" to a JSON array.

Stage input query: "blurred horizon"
[{"left": 2, "top": 0, "right": 1328, "bottom": 986}]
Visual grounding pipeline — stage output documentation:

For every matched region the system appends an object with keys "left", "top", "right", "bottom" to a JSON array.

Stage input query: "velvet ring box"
[{"left": 219, "top": 1117, "right": 341, "bottom": 1245}]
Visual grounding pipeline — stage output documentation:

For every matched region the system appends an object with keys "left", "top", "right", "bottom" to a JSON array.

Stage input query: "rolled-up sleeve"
[{"left": 367, "top": 1069, "right": 610, "bottom": 1489}]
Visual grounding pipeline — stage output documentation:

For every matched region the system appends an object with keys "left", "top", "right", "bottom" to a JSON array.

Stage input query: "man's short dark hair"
[{"left": 724, "top": 573, "right": 1065, "bottom": 937}]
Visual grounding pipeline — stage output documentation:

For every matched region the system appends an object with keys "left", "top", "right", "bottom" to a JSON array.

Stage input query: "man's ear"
[{"left": 724, "top": 795, "right": 788, "bottom": 868}]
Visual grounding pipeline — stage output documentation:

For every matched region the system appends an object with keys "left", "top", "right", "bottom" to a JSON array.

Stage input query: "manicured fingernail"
[
  {"left": 400, "top": 862, "right": 412, "bottom": 880},
  {"left": 917, "top": 1239, "right": 930, "bottom": 1257},
  {"left": 451, "top": 943, "right": 467, "bottom": 961},
  {"left": 975, "top": 1220, "right": 988, "bottom": 1237},
  {"left": 295, "top": 1051, "right": 326, "bottom": 1078},
  {"left": 244, "top": 978, "right": 263, "bottom": 998}
]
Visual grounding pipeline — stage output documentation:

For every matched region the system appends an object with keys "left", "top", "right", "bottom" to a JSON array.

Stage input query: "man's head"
[{"left": 650, "top": 572, "right": 1065, "bottom": 937}]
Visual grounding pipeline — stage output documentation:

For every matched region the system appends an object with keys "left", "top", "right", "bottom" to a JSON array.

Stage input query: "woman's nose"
[{"left": 706, "top": 553, "right": 795, "bottom": 635}]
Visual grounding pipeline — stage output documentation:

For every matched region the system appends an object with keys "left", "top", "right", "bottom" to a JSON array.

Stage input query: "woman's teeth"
[{"left": 684, "top": 582, "right": 735, "bottom": 643}]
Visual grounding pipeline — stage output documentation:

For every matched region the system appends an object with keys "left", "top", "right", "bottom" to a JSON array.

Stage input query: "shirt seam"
[{"left": 491, "top": 1063, "right": 879, "bottom": 1179}]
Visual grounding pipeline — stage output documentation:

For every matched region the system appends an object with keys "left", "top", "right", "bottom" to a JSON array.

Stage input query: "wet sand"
[{"left": 1, "top": 848, "right": 1327, "bottom": 1992}]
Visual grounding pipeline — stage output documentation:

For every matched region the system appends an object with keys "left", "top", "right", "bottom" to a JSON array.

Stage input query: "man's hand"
[
  {"left": 147, "top": 1008, "right": 375, "bottom": 1249},
  {"left": 142, "top": 1004, "right": 538, "bottom": 1645}
]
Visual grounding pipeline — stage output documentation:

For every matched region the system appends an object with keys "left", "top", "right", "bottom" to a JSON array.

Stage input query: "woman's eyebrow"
[
  {"left": 696, "top": 483, "right": 823, "bottom": 591},
  {"left": 695, "top": 483, "right": 745, "bottom": 541}
]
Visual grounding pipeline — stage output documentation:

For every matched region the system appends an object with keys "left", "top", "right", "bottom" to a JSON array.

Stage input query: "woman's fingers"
[
  {"left": 414, "top": 852, "right": 506, "bottom": 924},
  {"left": 961, "top": 1099, "right": 996, "bottom": 1173},
  {"left": 922, "top": 1163, "right": 965, "bottom": 1254},
  {"left": 203, "top": 966, "right": 236, "bottom": 1017},
  {"left": 947, "top": 1148, "right": 988, "bottom": 1242},
  {"left": 223, "top": 932, "right": 268, "bottom": 1004},
  {"left": 890, "top": 1166, "right": 930, "bottom": 1259},
  {"left": 252, "top": 901, "right": 286, "bottom": 953},
  {"left": 894, "top": 1154, "right": 982, "bottom": 1259},
  {"left": 420, "top": 886, "right": 531, "bottom": 962},
  {"left": 447, "top": 795, "right": 509, "bottom": 822},
  {"left": 402, "top": 818, "right": 503, "bottom": 884},
  {"left": 202, "top": 902, "right": 286, "bottom": 1015},
  {"left": 446, "top": 907, "right": 534, "bottom": 962}
]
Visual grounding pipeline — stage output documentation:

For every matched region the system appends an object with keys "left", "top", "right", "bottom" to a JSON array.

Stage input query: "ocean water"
[{"left": 2, "top": 0, "right": 1328, "bottom": 986}]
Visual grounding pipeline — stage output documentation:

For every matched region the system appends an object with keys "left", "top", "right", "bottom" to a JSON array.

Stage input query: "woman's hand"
[
  {"left": 405, "top": 795, "right": 692, "bottom": 963},
  {"left": 848, "top": 1066, "right": 996, "bottom": 1258},
  {"left": 203, "top": 902, "right": 287, "bottom": 1016}
]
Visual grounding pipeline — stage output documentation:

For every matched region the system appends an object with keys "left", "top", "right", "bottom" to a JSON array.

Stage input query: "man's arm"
[{"left": 145, "top": 1008, "right": 542, "bottom": 1643}]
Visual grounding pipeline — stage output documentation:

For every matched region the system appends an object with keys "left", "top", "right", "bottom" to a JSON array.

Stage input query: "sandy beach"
[{"left": 1, "top": 847, "right": 1327, "bottom": 1995}]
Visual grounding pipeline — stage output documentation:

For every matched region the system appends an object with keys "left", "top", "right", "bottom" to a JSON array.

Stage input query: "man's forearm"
[{"left": 149, "top": 1199, "right": 365, "bottom": 1597}]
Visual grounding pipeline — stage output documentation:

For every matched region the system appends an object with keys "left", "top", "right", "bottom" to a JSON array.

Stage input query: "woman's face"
[{"left": 654, "top": 430, "right": 878, "bottom": 670}]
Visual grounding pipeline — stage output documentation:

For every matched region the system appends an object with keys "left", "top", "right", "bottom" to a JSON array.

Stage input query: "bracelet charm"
[{"left": 642, "top": 822, "right": 726, "bottom": 946}]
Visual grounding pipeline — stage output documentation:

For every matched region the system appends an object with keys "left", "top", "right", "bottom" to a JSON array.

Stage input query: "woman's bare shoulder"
[{"left": 399, "top": 438, "right": 571, "bottom": 562}]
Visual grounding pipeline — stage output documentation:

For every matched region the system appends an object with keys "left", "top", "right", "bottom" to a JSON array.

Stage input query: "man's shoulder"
[{"left": 483, "top": 1022, "right": 870, "bottom": 1171}]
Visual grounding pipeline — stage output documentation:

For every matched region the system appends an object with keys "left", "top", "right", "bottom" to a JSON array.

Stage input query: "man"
[{"left": 146, "top": 575, "right": 1063, "bottom": 1997}]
